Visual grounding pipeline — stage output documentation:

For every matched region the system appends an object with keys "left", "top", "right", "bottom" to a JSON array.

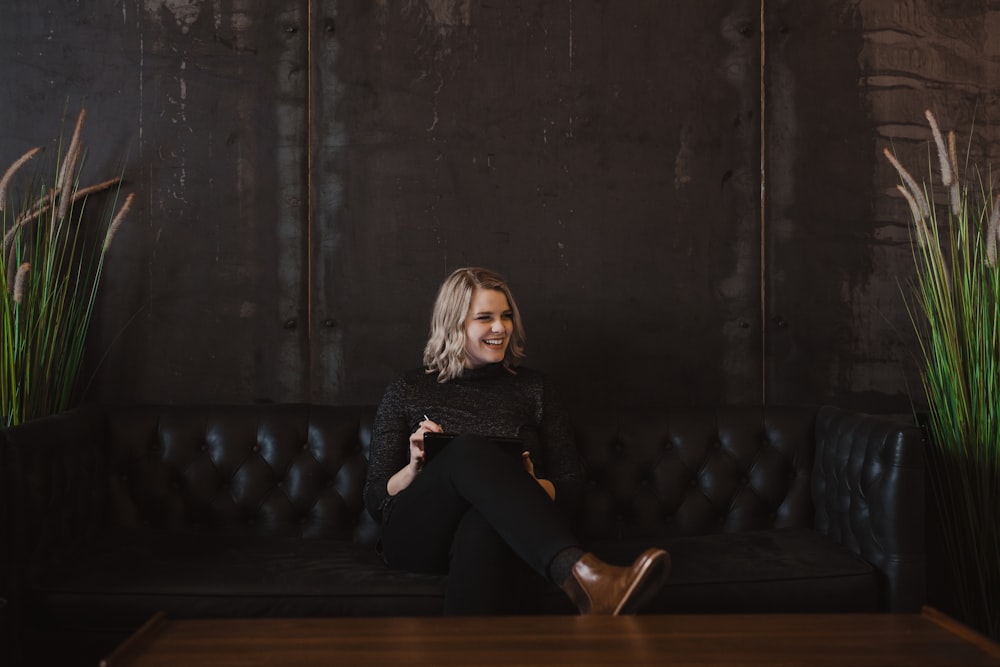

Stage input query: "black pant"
[{"left": 379, "top": 434, "right": 580, "bottom": 614}]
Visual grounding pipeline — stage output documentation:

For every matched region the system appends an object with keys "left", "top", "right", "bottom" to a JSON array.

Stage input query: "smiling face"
[{"left": 463, "top": 287, "right": 513, "bottom": 369}]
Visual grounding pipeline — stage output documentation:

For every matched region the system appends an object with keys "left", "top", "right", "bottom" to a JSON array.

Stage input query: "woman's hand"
[
  {"left": 387, "top": 417, "right": 443, "bottom": 497},
  {"left": 408, "top": 417, "right": 443, "bottom": 470},
  {"left": 522, "top": 451, "right": 556, "bottom": 500}
]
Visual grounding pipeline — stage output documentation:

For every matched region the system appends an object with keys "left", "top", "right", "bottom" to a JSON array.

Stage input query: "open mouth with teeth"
[{"left": 483, "top": 338, "right": 506, "bottom": 347}]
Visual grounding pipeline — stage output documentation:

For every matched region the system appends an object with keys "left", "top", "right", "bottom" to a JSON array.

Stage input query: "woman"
[{"left": 364, "top": 267, "right": 669, "bottom": 615}]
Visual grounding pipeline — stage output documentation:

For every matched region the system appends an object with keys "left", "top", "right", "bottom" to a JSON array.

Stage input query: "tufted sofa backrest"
[
  {"left": 571, "top": 406, "right": 818, "bottom": 541},
  {"left": 93, "top": 404, "right": 824, "bottom": 545},
  {"left": 102, "top": 404, "right": 378, "bottom": 543}
]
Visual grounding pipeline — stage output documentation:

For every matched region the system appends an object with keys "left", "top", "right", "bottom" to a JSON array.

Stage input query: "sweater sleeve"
[{"left": 364, "top": 376, "right": 412, "bottom": 523}]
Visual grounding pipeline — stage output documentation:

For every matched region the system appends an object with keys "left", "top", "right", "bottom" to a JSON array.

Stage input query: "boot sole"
[{"left": 613, "top": 549, "right": 671, "bottom": 615}]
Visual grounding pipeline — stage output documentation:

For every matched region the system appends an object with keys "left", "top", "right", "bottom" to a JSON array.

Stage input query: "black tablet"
[{"left": 422, "top": 432, "right": 526, "bottom": 464}]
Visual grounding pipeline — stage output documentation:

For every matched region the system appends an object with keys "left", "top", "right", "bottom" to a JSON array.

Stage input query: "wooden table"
[{"left": 102, "top": 606, "right": 1000, "bottom": 666}]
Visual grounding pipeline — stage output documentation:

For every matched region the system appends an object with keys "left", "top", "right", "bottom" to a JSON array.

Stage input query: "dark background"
[{"left": 2, "top": 0, "right": 998, "bottom": 414}]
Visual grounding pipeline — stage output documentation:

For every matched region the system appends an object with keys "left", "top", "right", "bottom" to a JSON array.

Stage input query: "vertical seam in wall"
[
  {"left": 307, "top": 0, "right": 316, "bottom": 363},
  {"left": 759, "top": 0, "right": 767, "bottom": 405}
]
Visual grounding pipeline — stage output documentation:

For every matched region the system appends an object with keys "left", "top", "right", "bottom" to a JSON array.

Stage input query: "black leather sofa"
[{"left": 1, "top": 403, "right": 924, "bottom": 665}]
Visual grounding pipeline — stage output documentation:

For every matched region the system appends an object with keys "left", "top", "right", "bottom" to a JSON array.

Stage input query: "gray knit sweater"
[{"left": 363, "top": 363, "right": 586, "bottom": 524}]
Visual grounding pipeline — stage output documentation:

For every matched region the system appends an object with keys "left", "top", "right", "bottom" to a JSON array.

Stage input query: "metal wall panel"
[
  {"left": 12, "top": 2, "right": 989, "bottom": 414},
  {"left": 315, "top": 0, "right": 762, "bottom": 410},
  {"left": 1, "top": 1, "right": 312, "bottom": 405}
]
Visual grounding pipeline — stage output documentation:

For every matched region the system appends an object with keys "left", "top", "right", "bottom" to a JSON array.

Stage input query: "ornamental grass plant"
[
  {"left": 1, "top": 109, "right": 133, "bottom": 428},
  {"left": 884, "top": 110, "right": 1000, "bottom": 639}
]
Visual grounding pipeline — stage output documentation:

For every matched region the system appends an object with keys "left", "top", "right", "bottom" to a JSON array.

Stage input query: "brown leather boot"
[{"left": 559, "top": 548, "right": 670, "bottom": 615}]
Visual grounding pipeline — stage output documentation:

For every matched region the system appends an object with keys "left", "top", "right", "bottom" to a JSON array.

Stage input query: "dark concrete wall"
[{"left": 1, "top": 0, "right": 997, "bottom": 413}]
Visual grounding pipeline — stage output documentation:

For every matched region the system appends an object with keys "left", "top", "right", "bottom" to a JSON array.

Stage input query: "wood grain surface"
[{"left": 104, "top": 609, "right": 1000, "bottom": 666}]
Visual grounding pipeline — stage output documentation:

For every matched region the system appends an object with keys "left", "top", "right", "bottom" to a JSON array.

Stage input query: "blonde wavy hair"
[{"left": 423, "top": 267, "right": 527, "bottom": 382}]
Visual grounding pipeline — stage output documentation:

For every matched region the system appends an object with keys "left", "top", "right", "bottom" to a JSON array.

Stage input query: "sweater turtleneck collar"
[{"left": 459, "top": 362, "right": 509, "bottom": 381}]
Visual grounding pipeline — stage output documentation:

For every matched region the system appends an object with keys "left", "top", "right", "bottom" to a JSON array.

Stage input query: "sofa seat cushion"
[
  {"left": 26, "top": 527, "right": 876, "bottom": 634},
  {"left": 25, "top": 530, "right": 446, "bottom": 631},
  {"left": 588, "top": 528, "right": 878, "bottom": 614}
]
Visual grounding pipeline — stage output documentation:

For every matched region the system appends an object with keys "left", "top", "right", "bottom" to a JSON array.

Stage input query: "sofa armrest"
[
  {"left": 3, "top": 405, "right": 108, "bottom": 582},
  {"left": 812, "top": 405, "right": 925, "bottom": 611}
]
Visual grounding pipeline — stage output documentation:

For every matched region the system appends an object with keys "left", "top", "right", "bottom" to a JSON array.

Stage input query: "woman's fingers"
[{"left": 420, "top": 419, "right": 443, "bottom": 433}]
